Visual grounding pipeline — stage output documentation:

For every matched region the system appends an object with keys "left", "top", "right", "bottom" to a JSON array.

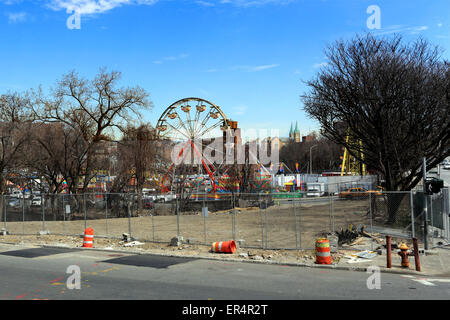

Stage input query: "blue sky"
[{"left": 1, "top": 0, "right": 449, "bottom": 138}]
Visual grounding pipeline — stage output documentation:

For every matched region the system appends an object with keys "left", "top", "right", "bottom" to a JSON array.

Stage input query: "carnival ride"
[
  {"left": 156, "top": 97, "right": 236, "bottom": 194},
  {"left": 155, "top": 97, "right": 274, "bottom": 196}
]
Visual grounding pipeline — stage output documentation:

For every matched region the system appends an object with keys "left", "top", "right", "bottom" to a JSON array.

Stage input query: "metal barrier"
[{"left": 1, "top": 190, "right": 449, "bottom": 250}]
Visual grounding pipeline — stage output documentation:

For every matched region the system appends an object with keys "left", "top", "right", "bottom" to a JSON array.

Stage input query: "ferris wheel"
[
  {"left": 156, "top": 97, "right": 231, "bottom": 192},
  {"left": 156, "top": 97, "right": 229, "bottom": 142}
]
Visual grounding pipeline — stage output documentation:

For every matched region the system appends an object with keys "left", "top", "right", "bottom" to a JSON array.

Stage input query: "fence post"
[
  {"left": 105, "top": 193, "right": 108, "bottom": 236},
  {"left": 176, "top": 195, "right": 180, "bottom": 238},
  {"left": 293, "top": 195, "right": 298, "bottom": 250},
  {"left": 62, "top": 194, "right": 66, "bottom": 235},
  {"left": 369, "top": 192, "right": 373, "bottom": 251},
  {"left": 201, "top": 195, "right": 206, "bottom": 243},
  {"left": 42, "top": 194, "right": 46, "bottom": 232},
  {"left": 259, "top": 193, "right": 264, "bottom": 249},
  {"left": 151, "top": 202, "right": 155, "bottom": 242},
  {"left": 127, "top": 194, "right": 132, "bottom": 238},
  {"left": 430, "top": 196, "right": 434, "bottom": 248},
  {"left": 264, "top": 197, "right": 268, "bottom": 249},
  {"left": 3, "top": 195, "right": 6, "bottom": 231},
  {"left": 84, "top": 193, "right": 87, "bottom": 231},
  {"left": 22, "top": 194, "right": 25, "bottom": 235},
  {"left": 386, "top": 235, "right": 392, "bottom": 268},
  {"left": 329, "top": 193, "right": 334, "bottom": 233},
  {"left": 412, "top": 237, "right": 421, "bottom": 272},
  {"left": 232, "top": 206, "right": 236, "bottom": 241},
  {"left": 299, "top": 194, "right": 302, "bottom": 249},
  {"left": 410, "top": 191, "right": 415, "bottom": 238}
]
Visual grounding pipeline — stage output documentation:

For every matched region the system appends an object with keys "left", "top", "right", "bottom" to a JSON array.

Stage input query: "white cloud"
[
  {"left": 232, "top": 64, "right": 279, "bottom": 72},
  {"left": 216, "top": 0, "right": 294, "bottom": 7},
  {"left": 47, "top": 0, "right": 159, "bottom": 15},
  {"left": 0, "top": 0, "right": 23, "bottom": 4},
  {"left": 373, "top": 25, "right": 429, "bottom": 36},
  {"left": 152, "top": 53, "right": 189, "bottom": 64},
  {"left": 313, "top": 62, "right": 327, "bottom": 69},
  {"left": 196, "top": 0, "right": 215, "bottom": 6},
  {"left": 7, "top": 11, "right": 26, "bottom": 23},
  {"left": 437, "top": 23, "right": 443, "bottom": 28}
]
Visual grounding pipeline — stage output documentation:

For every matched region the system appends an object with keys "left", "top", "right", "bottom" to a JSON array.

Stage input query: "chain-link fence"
[{"left": 1, "top": 188, "right": 449, "bottom": 250}]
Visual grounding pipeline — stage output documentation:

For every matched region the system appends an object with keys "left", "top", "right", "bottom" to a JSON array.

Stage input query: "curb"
[
  {"left": 0, "top": 241, "right": 440, "bottom": 277},
  {"left": 38, "top": 243, "right": 438, "bottom": 276}
]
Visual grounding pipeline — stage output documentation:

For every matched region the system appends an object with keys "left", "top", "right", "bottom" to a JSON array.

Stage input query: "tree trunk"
[{"left": 386, "top": 192, "right": 407, "bottom": 224}]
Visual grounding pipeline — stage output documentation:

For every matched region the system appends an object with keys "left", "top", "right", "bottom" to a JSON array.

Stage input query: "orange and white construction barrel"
[
  {"left": 315, "top": 238, "right": 331, "bottom": 264},
  {"left": 83, "top": 228, "right": 94, "bottom": 248},
  {"left": 211, "top": 240, "right": 236, "bottom": 254}
]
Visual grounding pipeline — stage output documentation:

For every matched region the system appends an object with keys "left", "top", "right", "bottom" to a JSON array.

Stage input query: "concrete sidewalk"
[
  {"left": 328, "top": 246, "right": 450, "bottom": 277},
  {"left": 1, "top": 234, "right": 449, "bottom": 277}
]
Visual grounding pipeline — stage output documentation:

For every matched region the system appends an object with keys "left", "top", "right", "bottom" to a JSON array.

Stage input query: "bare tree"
[
  {"left": 32, "top": 68, "right": 152, "bottom": 194},
  {"left": 302, "top": 34, "right": 449, "bottom": 191},
  {"left": 0, "top": 92, "right": 34, "bottom": 193},
  {"left": 118, "top": 124, "right": 157, "bottom": 214},
  {"left": 302, "top": 34, "right": 449, "bottom": 223},
  {"left": 280, "top": 135, "right": 342, "bottom": 174}
]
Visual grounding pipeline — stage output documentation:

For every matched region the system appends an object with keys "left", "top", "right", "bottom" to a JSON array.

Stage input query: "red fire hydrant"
[{"left": 398, "top": 243, "right": 411, "bottom": 268}]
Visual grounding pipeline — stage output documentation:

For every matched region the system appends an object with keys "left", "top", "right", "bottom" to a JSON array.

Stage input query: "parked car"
[
  {"left": 339, "top": 187, "right": 382, "bottom": 199},
  {"left": 155, "top": 192, "right": 176, "bottom": 203},
  {"left": 8, "top": 198, "right": 21, "bottom": 207},
  {"left": 31, "top": 196, "right": 42, "bottom": 206},
  {"left": 306, "top": 183, "right": 326, "bottom": 197},
  {"left": 443, "top": 163, "right": 450, "bottom": 170},
  {"left": 10, "top": 190, "right": 23, "bottom": 198}
]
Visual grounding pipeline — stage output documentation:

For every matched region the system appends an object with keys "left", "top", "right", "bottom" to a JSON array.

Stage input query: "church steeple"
[
  {"left": 289, "top": 122, "right": 294, "bottom": 141},
  {"left": 294, "top": 121, "right": 300, "bottom": 143}
]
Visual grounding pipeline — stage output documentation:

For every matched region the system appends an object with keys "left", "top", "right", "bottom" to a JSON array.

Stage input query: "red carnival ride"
[{"left": 156, "top": 97, "right": 233, "bottom": 194}]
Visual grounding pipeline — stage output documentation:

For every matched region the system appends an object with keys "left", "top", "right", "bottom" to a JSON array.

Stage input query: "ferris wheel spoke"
[
  {"left": 194, "top": 112, "right": 212, "bottom": 137},
  {"left": 198, "top": 120, "right": 222, "bottom": 138},
  {"left": 173, "top": 112, "right": 192, "bottom": 138},
  {"left": 193, "top": 107, "right": 202, "bottom": 136},
  {"left": 183, "top": 109, "right": 195, "bottom": 137},
  {"left": 165, "top": 122, "right": 191, "bottom": 140}
]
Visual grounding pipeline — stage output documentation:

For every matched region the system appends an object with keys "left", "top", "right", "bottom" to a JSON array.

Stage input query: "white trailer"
[{"left": 306, "top": 183, "right": 326, "bottom": 197}]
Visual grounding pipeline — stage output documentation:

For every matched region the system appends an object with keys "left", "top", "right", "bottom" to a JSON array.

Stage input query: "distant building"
[{"left": 289, "top": 121, "right": 301, "bottom": 143}]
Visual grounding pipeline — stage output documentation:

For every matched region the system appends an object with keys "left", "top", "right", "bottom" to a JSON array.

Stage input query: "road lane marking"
[{"left": 412, "top": 279, "right": 436, "bottom": 286}]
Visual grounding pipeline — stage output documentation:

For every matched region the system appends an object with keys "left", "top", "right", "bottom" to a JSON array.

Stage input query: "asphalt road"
[{"left": 0, "top": 244, "right": 448, "bottom": 302}]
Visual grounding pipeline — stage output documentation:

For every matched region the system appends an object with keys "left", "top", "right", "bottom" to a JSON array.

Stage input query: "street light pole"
[{"left": 310, "top": 145, "right": 318, "bottom": 174}]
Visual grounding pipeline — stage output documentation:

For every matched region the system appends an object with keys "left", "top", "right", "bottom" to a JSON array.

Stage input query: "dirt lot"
[{"left": 1, "top": 198, "right": 388, "bottom": 250}]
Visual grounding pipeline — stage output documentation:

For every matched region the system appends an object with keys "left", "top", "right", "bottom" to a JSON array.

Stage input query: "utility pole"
[{"left": 422, "top": 157, "right": 428, "bottom": 250}]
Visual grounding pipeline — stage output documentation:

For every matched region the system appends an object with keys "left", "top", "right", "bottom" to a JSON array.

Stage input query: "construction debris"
[
  {"left": 336, "top": 225, "right": 383, "bottom": 246},
  {"left": 336, "top": 228, "right": 360, "bottom": 245},
  {"left": 355, "top": 250, "right": 378, "bottom": 259},
  {"left": 122, "top": 233, "right": 135, "bottom": 242},
  {"left": 122, "top": 241, "right": 144, "bottom": 247},
  {"left": 170, "top": 236, "right": 183, "bottom": 247}
]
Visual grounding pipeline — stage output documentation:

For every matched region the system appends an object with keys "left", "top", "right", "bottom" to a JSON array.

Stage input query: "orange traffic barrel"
[
  {"left": 315, "top": 238, "right": 331, "bottom": 264},
  {"left": 83, "top": 228, "right": 94, "bottom": 248},
  {"left": 211, "top": 240, "right": 236, "bottom": 254}
]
